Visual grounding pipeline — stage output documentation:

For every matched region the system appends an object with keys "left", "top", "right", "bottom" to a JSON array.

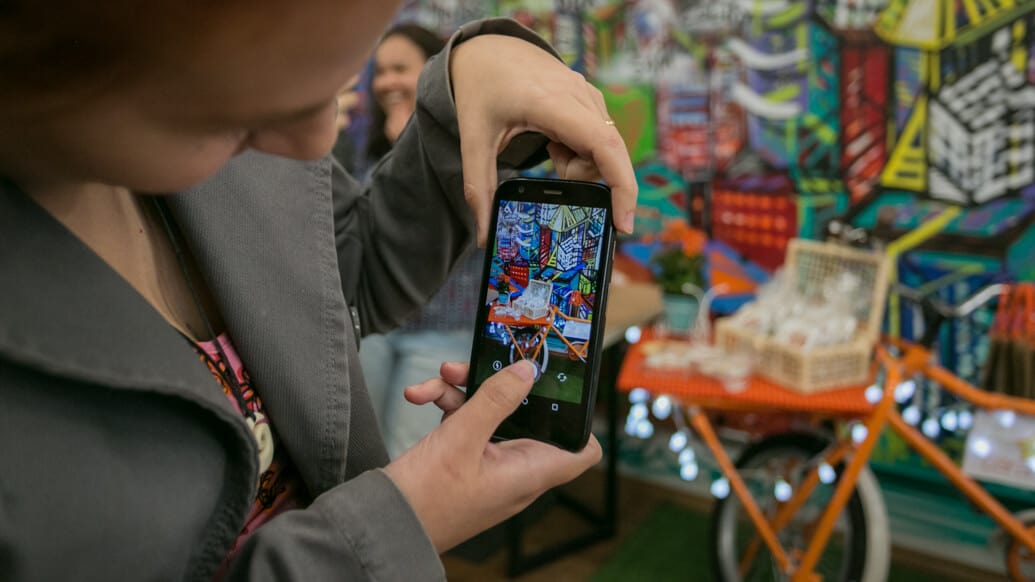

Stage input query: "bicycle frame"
[
  {"left": 686, "top": 348, "right": 896, "bottom": 580},
  {"left": 495, "top": 305, "right": 592, "bottom": 363},
  {"left": 885, "top": 337, "right": 1035, "bottom": 562},
  {"left": 698, "top": 338, "right": 1035, "bottom": 580}
]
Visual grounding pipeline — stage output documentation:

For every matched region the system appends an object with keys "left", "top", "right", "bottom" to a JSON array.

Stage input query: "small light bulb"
[
  {"left": 678, "top": 447, "right": 696, "bottom": 465},
  {"left": 624, "top": 419, "right": 638, "bottom": 437},
  {"left": 711, "top": 478, "right": 730, "bottom": 499},
  {"left": 970, "top": 437, "right": 991, "bottom": 458},
  {"left": 997, "top": 410, "right": 1016, "bottom": 429},
  {"left": 958, "top": 410, "right": 974, "bottom": 430},
  {"left": 630, "top": 403, "right": 648, "bottom": 420},
  {"left": 774, "top": 479, "right": 792, "bottom": 502},
  {"left": 653, "top": 396, "right": 673, "bottom": 420},
  {"left": 629, "top": 388, "right": 650, "bottom": 404},
  {"left": 818, "top": 463, "right": 836, "bottom": 484},
  {"left": 894, "top": 380, "right": 916, "bottom": 404},
  {"left": 851, "top": 424, "right": 868, "bottom": 444},
  {"left": 922, "top": 418, "right": 940, "bottom": 439},
  {"left": 625, "top": 326, "right": 642, "bottom": 344},
  {"left": 680, "top": 461, "right": 699, "bottom": 481},
  {"left": 865, "top": 384, "right": 883, "bottom": 404},
  {"left": 902, "top": 406, "right": 920, "bottom": 426},
  {"left": 668, "top": 430, "right": 688, "bottom": 453},
  {"left": 941, "top": 410, "right": 958, "bottom": 432},
  {"left": 635, "top": 419, "right": 654, "bottom": 439}
]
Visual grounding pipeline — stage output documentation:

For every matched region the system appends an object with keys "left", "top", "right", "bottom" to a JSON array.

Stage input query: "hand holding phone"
[
  {"left": 466, "top": 178, "right": 617, "bottom": 451},
  {"left": 386, "top": 359, "right": 602, "bottom": 552}
]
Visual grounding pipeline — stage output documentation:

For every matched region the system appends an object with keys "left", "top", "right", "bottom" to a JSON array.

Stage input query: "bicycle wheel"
[
  {"left": 710, "top": 433, "right": 889, "bottom": 582},
  {"left": 508, "top": 327, "right": 548, "bottom": 376},
  {"left": 1005, "top": 514, "right": 1035, "bottom": 581}
]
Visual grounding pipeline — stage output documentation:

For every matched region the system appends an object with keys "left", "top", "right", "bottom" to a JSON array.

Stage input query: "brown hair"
[{"left": 0, "top": 1, "right": 240, "bottom": 113}]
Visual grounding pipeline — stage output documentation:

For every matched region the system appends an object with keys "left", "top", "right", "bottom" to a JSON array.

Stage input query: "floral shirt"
[{"left": 191, "top": 333, "right": 309, "bottom": 580}]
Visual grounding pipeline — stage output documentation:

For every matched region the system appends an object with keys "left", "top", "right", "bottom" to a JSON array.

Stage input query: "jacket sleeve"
[
  {"left": 332, "top": 18, "right": 558, "bottom": 336},
  {"left": 223, "top": 19, "right": 563, "bottom": 582},
  {"left": 224, "top": 470, "right": 443, "bottom": 581}
]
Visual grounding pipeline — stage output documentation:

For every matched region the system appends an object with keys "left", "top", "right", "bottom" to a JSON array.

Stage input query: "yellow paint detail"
[
  {"left": 882, "top": 95, "right": 928, "bottom": 191},
  {"left": 885, "top": 207, "right": 962, "bottom": 336},
  {"left": 961, "top": 0, "right": 982, "bottom": 30}
]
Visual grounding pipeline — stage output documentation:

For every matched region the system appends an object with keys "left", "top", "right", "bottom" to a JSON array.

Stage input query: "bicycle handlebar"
[
  {"left": 891, "top": 282, "right": 1006, "bottom": 348},
  {"left": 824, "top": 219, "right": 1007, "bottom": 346},
  {"left": 893, "top": 282, "right": 1005, "bottom": 318}
]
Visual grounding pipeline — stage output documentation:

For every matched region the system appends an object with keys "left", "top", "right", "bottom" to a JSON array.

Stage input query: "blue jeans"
[{"left": 359, "top": 329, "right": 473, "bottom": 459}]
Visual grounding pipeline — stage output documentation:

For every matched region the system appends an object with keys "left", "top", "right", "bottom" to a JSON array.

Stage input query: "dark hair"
[
  {"left": 364, "top": 24, "right": 445, "bottom": 162},
  {"left": 0, "top": 0, "right": 247, "bottom": 114}
]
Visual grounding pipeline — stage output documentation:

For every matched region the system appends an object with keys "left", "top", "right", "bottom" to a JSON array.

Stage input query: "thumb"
[
  {"left": 459, "top": 117, "right": 500, "bottom": 247},
  {"left": 444, "top": 360, "right": 537, "bottom": 452}
]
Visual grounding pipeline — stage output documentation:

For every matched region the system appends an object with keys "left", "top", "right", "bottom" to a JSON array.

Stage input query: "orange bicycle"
[
  {"left": 617, "top": 278, "right": 1035, "bottom": 580},
  {"left": 704, "top": 281, "right": 1035, "bottom": 581},
  {"left": 487, "top": 303, "right": 592, "bottom": 373}
]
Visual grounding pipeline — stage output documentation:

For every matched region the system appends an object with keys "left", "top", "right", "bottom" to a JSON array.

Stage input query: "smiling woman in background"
[
  {"left": 365, "top": 24, "right": 447, "bottom": 168},
  {"left": 358, "top": 23, "right": 486, "bottom": 460}
]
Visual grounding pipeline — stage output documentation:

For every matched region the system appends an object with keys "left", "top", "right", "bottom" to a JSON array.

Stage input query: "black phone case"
[{"left": 466, "top": 178, "right": 617, "bottom": 451}]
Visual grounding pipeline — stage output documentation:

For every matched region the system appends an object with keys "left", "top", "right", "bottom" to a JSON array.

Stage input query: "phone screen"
[{"left": 468, "top": 179, "right": 615, "bottom": 450}]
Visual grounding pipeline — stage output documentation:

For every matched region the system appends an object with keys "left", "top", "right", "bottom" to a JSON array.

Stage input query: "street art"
[
  {"left": 380, "top": 0, "right": 1035, "bottom": 381},
  {"left": 377, "top": 0, "right": 1035, "bottom": 550}
]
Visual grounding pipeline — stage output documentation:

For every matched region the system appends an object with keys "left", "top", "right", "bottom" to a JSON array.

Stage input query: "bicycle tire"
[
  {"left": 508, "top": 329, "right": 549, "bottom": 374},
  {"left": 1005, "top": 514, "right": 1035, "bottom": 581},
  {"left": 709, "top": 433, "right": 888, "bottom": 582}
]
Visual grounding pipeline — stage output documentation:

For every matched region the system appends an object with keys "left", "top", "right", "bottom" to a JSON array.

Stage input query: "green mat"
[{"left": 591, "top": 502, "right": 945, "bottom": 581}]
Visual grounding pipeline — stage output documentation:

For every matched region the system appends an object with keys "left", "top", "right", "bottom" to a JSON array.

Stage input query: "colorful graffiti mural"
[
  {"left": 376, "top": 0, "right": 1035, "bottom": 561},
  {"left": 385, "top": 0, "right": 1035, "bottom": 342}
]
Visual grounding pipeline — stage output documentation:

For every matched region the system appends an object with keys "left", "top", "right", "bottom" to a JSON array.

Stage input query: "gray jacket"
[{"left": 0, "top": 19, "right": 552, "bottom": 582}]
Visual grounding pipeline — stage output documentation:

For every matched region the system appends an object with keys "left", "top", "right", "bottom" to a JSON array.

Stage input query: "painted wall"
[{"left": 375, "top": 1, "right": 1035, "bottom": 567}]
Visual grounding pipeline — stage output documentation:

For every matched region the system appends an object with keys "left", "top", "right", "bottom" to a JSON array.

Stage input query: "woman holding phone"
[{"left": 0, "top": 2, "right": 636, "bottom": 580}]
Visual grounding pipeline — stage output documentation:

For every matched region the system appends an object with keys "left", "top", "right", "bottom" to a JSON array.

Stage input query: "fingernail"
[
  {"left": 509, "top": 360, "right": 537, "bottom": 382},
  {"left": 622, "top": 210, "right": 635, "bottom": 233}
]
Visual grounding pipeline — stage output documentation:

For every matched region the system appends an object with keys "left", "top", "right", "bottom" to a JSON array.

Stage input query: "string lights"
[
  {"left": 894, "top": 379, "right": 916, "bottom": 404},
  {"left": 851, "top": 423, "right": 868, "bottom": 444},
  {"left": 652, "top": 395, "right": 673, "bottom": 420},
  {"left": 818, "top": 462, "right": 836, "bottom": 485},
  {"left": 996, "top": 410, "right": 1016, "bottom": 429},
  {"left": 865, "top": 384, "right": 883, "bottom": 404},
  {"left": 625, "top": 325, "right": 642, "bottom": 344},
  {"left": 668, "top": 429, "right": 689, "bottom": 453},
  {"left": 921, "top": 418, "right": 941, "bottom": 439},
  {"left": 624, "top": 383, "right": 1035, "bottom": 509},
  {"left": 711, "top": 477, "right": 731, "bottom": 499},
  {"left": 902, "top": 405, "right": 921, "bottom": 426}
]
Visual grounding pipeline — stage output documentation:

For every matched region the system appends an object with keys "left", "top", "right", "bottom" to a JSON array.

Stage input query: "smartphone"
[{"left": 466, "top": 178, "right": 617, "bottom": 451}]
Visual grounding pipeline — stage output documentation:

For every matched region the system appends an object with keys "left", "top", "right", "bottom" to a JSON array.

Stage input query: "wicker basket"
[{"left": 715, "top": 239, "right": 890, "bottom": 393}]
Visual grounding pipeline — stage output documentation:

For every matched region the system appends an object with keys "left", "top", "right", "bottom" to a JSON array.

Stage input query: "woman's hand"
[
  {"left": 384, "top": 360, "right": 602, "bottom": 552},
  {"left": 449, "top": 34, "right": 637, "bottom": 245},
  {"left": 402, "top": 361, "right": 470, "bottom": 421},
  {"left": 335, "top": 75, "right": 361, "bottom": 131}
]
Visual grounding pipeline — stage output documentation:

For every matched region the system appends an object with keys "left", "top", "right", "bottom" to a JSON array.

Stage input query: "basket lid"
[{"left": 783, "top": 239, "right": 891, "bottom": 342}]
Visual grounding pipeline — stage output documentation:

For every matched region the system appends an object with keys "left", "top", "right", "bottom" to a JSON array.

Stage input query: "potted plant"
[{"left": 650, "top": 236, "right": 706, "bottom": 334}]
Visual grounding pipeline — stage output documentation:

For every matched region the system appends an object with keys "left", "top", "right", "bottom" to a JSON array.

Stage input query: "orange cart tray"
[
  {"left": 487, "top": 305, "right": 551, "bottom": 326},
  {"left": 617, "top": 332, "right": 874, "bottom": 417}
]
